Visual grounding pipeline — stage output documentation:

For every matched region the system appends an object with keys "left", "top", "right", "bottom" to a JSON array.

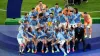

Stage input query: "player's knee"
[
  {"left": 59, "top": 45, "right": 62, "bottom": 49},
  {"left": 20, "top": 44, "right": 25, "bottom": 47}
]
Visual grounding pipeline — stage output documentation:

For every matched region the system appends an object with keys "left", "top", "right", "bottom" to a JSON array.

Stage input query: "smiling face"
[
  {"left": 42, "top": 9, "right": 46, "bottom": 13},
  {"left": 39, "top": 1, "right": 43, "bottom": 5},
  {"left": 84, "top": 14, "right": 88, "bottom": 18},
  {"left": 59, "top": 12, "right": 62, "bottom": 16},
  {"left": 77, "top": 22, "right": 82, "bottom": 27},
  {"left": 55, "top": 5, "right": 59, "bottom": 8},
  {"left": 50, "top": 13, "right": 53, "bottom": 18},
  {"left": 69, "top": 11, "right": 73, "bottom": 16},
  {"left": 32, "top": 9, "right": 35, "bottom": 12},
  {"left": 24, "top": 13, "right": 29, "bottom": 17},
  {"left": 37, "top": 28, "right": 41, "bottom": 32}
]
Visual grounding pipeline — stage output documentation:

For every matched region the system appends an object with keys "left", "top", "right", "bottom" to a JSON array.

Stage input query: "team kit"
[{"left": 17, "top": 1, "right": 92, "bottom": 56}]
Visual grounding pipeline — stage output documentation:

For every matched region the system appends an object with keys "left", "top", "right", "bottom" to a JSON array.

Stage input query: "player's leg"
[
  {"left": 67, "top": 39, "right": 70, "bottom": 53},
  {"left": 72, "top": 36, "right": 75, "bottom": 52},
  {"left": 44, "top": 37, "right": 49, "bottom": 53},
  {"left": 41, "top": 39, "right": 45, "bottom": 53},
  {"left": 54, "top": 43, "right": 60, "bottom": 52},
  {"left": 51, "top": 39, "right": 55, "bottom": 53},
  {"left": 19, "top": 38, "right": 26, "bottom": 54},
  {"left": 81, "top": 38, "right": 86, "bottom": 51},
  {"left": 75, "top": 38, "right": 80, "bottom": 51},
  {"left": 32, "top": 38, "right": 35, "bottom": 53},
  {"left": 24, "top": 38, "right": 31, "bottom": 53},
  {"left": 27, "top": 38, "right": 32, "bottom": 53},
  {"left": 59, "top": 40, "right": 67, "bottom": 56},
  {"left": 84, "top": 22, "right": 88, "bottom": 38},
  {"left": 88, "top": 26, "right": 92, "bottom": 38},
  {"left": 51, "top": 39, "right": 60, "bottom": 53},
  {"left": 66, "top": 40, "right": 69, "bottom": 53},
  {"left": 87, "top": 22, "right": 92, "bottom": 38},
  {"left": 17, "top": 38, "right": 25, "bottom": 55},
  {"left": 34, "top": 38, "right": 38, "bottom": 53}
]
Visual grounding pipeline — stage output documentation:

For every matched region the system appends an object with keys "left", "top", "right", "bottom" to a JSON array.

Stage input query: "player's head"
[
  {"left": 69, "top": 11, "right": 73, "bottom": 15},
  {"left": 55, "top": 28, "right": 59, "bottom": 33},
  {"left": 39, "top": 1, "right": 43, "bottom": 5},
  {"left": 39, "top": 13, "right": 43, "bottom": 18},
  {"left": 77, "top": 22, "right": 82, "bottom": 27},
  {"left": 46, "top": 6, "right": 48, "bottom": 10},
  {"left": 70, "top": 26, "right": 74, "bottom": 31},
  {"left": 31, "top": 7, "right": 35, "bottom": 12},
  {"left": 36, "top": 27, "right": 41, "bottom": 32},
  {"left": 24, "top": 20, "right": 29, "bottom": 25},
  {"left": 84, "top": 12, "right": 88, "bottom": 17},
  {"left": 28, "top": 27, "right": 32, "bottom": 32},
  {"left": 55, "top": 3, "right": 59, "bottom": 8},
  {"left": 32, "top": 16, "right": 37, "bottom": 20},
  {"left": 59, "top": 11, "right": 62, "bottom": 16},
  {"left": 23, "top": 26, "right": 28, "bottom": 31},
  {"left": 23, "top": 21, "right": 29, "bottom": 31},
  {"left": 49, "top": 13, "right": 54, "bottom": 17},
  {"left": 42, "top": 8, "right": 46, "bottom": 13},
  {"left": 24, "top": 13, "right": 28, "bottom": 17},
  {"left": 74, "top": 8, "right": 78, "bottom": 14}
]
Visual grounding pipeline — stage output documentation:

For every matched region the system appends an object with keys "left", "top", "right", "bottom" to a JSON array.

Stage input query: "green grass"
[
  {"left": 0, "top": 0, "right": 100, "bottom": 24},
  {"left": 0, "top": 0, "right": 7, "bottom": 24}
]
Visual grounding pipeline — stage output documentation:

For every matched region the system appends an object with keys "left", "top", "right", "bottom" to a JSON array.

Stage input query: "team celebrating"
[{"left": 17, "top": 1, "right": 92, "bottom": 56}]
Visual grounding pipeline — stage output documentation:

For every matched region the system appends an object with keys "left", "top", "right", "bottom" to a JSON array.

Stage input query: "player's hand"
[
  {"left": 51, "top": 43, "right": 55, "bottom": 46},
  {"left": 33, "top": 35, "right": 36, "bottom": 38},
  {"left": 26, "top": 38, "right": 30, "bottom": 42},
  {"left": 80, "top": 39, "right": 82, "bottom": 42},
  {"left": 75, "top": 38, "right": 78, "bottom": 41}
]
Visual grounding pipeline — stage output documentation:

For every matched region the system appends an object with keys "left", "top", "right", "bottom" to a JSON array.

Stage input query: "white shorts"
[
  {"left": 68, "top": 37, "right": 72, "bottom": 41},
  {"left": 59, "top": 23, "right": 67, "bottom": 28},
  {"left": 68, "top": 23, "right": 77, "bottom": 28},
  {"left": 30, "top": 25, "right": 38, "bottom": 29},
  {"left": 58, "top": 40, "right": 65, "bottom": 45},
  {"left": 17, "top": 38, "right": 25, "bottom": 45}
]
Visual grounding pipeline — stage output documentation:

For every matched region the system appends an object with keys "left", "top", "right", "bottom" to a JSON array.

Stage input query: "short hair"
[
  {"left": 36, "top": 27, "right": 41, "bottom": 31},
  {"left": 24, "top": 20, "right": 29, "bottom": 23},
  {"left": 55, "top": 3, "right": 59, "bottom": 5},
  {"left": 33, "top": 16, "right": 37, "bottom": 18},
  {"left": 46, "top": 6, "right": 48, "bottom": 8},
  {"left": 84, "top": 12, "right": 88, "bottom": 14},
  {"left": 32, "top": 7, "right": 35, "bottom": 10},
  {"left": 24, "top": 13, "right": 28, "bottom": 16},
  {"left": 49, "top": 13, "right": 53, "bottom": 15},
  {"left": 74, "top": 8, "right": 78, "bottom": 14},
  {"left": 39, "top": 13, "right": 43, "bottom": 17},
  {"left": 55, "top": 28, "right": 59, "bottom": 33},
  {"left": 39, "top": 0, "right": 42, "bottom": 2},
  {"left": 28, "top": 27, "right": 32, "bottom": 32}
]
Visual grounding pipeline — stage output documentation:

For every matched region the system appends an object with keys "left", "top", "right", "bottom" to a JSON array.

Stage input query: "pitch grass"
[{"left": 0, "top": 0, "right": 100, "bottom": 24}]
